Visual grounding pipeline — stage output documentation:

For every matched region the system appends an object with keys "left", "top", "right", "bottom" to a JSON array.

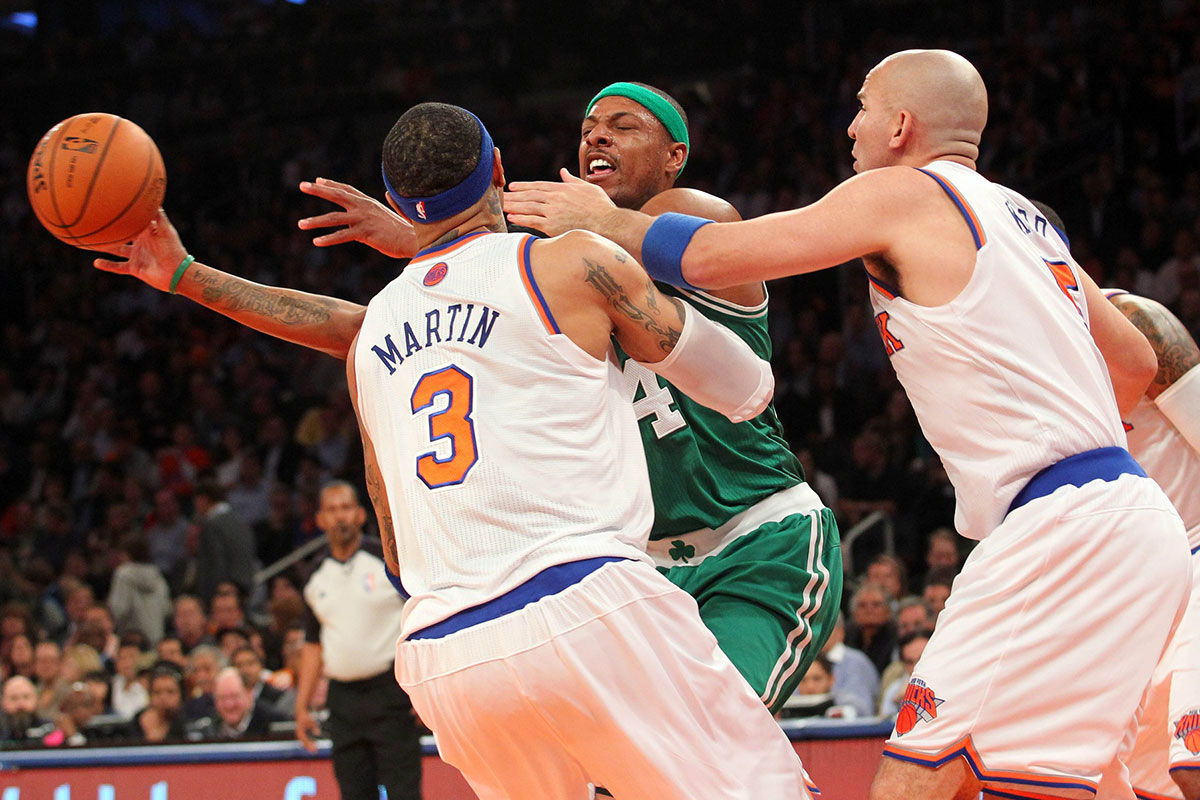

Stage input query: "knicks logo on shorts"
[
  {"left": 424, "top": 262, "right": 449, "bottom": 286},
  {"left": 1173, "top": 708, "right": 1200, "bottom": 754},
  {"left": 895, "top": 677, "right": 944, "bottom": 736}
]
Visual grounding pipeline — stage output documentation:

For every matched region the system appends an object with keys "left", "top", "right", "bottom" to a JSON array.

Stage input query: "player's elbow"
[{"left": 1111, "top": 335, "right": 1157, "bottom": 416}]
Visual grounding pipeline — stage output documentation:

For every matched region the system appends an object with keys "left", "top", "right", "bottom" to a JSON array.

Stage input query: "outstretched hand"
[
  {"left": 298, "top": 177, "right": 416, "bottom": 259},
  {"left": 92, "top": 209, "right": 188, "bottom": 293},
  {"left": 504, "top": 168, "right": 617, "bottom": 237}
]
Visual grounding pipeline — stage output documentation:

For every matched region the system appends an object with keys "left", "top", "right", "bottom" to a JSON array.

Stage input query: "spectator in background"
[
  {"left": 2, "top": 633, "right": 36, "bottom": 681},
  {"left": 255, "top": 486, "right": 302, "bottom": 568},
  {"left": 145, "top": 488, "right": 190, "bottom": 590},
  {"left": 55, "top": 681, "right": 102, "bottom": 746},
  {"left": 111, "top": 640, "right": 148, "bottom": 719},
  {"left": 200, "top": 666, "right": 282, "bottom": 739},
  {"left": 231, "top": 645, "right": 283, "bottom": 709},
  {"left": 171, "top": 595, "right": 211, "bottom": 653},
  {"left": 108, "top": 536, "right": 171, "bottom": 645},
  {"left": 209, "top": 591, "right": 247, "bottom": 634},
  {"left": 795, "top": 447, "right": 839, "bottom": 510},
  {"left": 0, "top": 675, "right": 52, "bottom": 743},
  {"left": 836, "top": 429, "right": 901, "bottom": 527},
  {"left": 922, "top": 528, "right": 961, "bottom": 585},
  {"left": 780, "top": 655, "right": 839, "bottom": 718},
  {"left": 59, "top": 581, "right": 94, "bottom": 648},
  {"left": 820, "top": 612, "right": 879, "bottom": 718},
  {"left": 192, "top": 479, "right": 258, "bottom": 602},
  {"left": 156, "top": 636, "right": 188, "bottom": 669},
  {"left": 215, "top": 627, "right": 251, "bottom": 660},
  {"left": 865, "top": 554, "right": 907, "bottom": 612},
  {"left": 225, "top": 452, "right": 272, "bottom": 529},
  {"left": 184, "top": 644, "right": 223, "bottom": 720},
  {"left": 895, "top": 596, "right": 935, "bottom": 639},
  {"left": 131, "top": 665, "right": 188, "bottom": 743},
  {"left": 922, "top": 566, "right": 957, "bottom": 620},
  {"left": 879, "top": 630, "right": 933, "bottom": 717},
  {"left": 1156, "top": 228, "right": 1200, "bottom": 307},
  {"left": 845, "top": 583, "right": 898, "bottom": 675},
  {"left": 33, "top": 640, "right": 66, "bottom": 715}
]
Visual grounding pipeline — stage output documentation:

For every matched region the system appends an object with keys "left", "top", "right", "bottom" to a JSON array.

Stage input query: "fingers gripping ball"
[{"left": 27, "top": 113, "right": 166, "bottom": 249}]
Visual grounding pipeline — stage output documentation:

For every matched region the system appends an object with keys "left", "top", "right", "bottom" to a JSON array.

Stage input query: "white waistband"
[{"left": 646, "top": 482, "right": 826, "bottom": 568}]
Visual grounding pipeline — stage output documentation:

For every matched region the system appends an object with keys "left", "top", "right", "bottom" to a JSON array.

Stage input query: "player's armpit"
[{"left": 1107, "top": 293, "right": 1200, "bottom": 399}]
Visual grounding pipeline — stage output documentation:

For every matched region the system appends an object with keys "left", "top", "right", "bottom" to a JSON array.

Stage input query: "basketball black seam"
[
  {"left": 44, "top": 124, "right": 69, "bottom": 229},
  {"left": 62, "top": 115, "right": 124, "bottom": 232},
  {"left": 68, "top": 134, "right": 157, "bottom": 242}
]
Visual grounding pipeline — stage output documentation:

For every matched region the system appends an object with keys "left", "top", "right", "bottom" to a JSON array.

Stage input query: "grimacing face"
[{"left": 579, "top": 95, "right": 677, "bottom": 211}]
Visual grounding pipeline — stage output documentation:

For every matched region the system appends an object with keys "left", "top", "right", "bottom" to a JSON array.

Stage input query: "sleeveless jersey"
[
  {"left": 1124, "top": 396, "right": 1200, "bottom": 547},
  {"left": 614, "top": 285, "right": 804, "bottom": 539},
  {"left": 353, "top": 231, "right": 654, "bottom": 637},
  {"left": 866, "top": 161, "right": 1125, "bottom": 540}
]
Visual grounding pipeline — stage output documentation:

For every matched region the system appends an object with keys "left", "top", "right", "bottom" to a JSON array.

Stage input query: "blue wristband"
[
  {"left": 384, "top": 564, "right": 409, "bottom": 599},
  {"left": 641, "top": 213, "right": 712, "bottom": 291}
]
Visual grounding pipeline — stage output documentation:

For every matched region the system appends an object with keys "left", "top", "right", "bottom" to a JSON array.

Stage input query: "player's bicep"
[
  {"left": 1110, "top": 294, "right": 1200, "bottom": 399},
  {"left": 580, "top": 245, "right": 686, "bottom": 364},
  {"left": 683, "top": 169, "right": 907, "bottom": 287},
  {"left": 1080, "top": 272, "right": 1156, "bottom": 414}
]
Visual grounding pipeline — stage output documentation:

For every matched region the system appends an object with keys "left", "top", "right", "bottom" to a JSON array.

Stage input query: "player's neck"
[{"left": 414, "top": 202, "right": 507, "bottom": 253}]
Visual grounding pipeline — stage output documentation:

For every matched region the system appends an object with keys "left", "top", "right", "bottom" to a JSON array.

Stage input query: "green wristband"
[{"left": 169, "top": 255, "right": 195, "bottom": 295}]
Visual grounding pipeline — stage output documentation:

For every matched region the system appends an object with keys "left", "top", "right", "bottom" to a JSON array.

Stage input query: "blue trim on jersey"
[
  {"left": 1171, "top": 764, "right": 1200, "bottom": 773},
  {"left": 1049, "top": 222, "right": 1071, "bottom": 250},
  {"left": 407, "top": 556, "right": 629, "bottom": 640},
  {"left": 864, "top": 266, "right": 900, "bottom": 300},
  {"left": 883, "top": 747, "right": 1098, "bottom": 795},
  {"left": 1007, "top": 446, "right": 1146, "bottom": 515},
  {"left": 384, "top": 563, "right": 409, "bottom": 599},
  {"left": 521, "top": 234, "right": 560, "bottom": 333},
  {"left": 1192, "top": 543, "right": 1200, "bottom": 555},
  {"left": 915, "top": 168, "right": 984, "bottom": 250},
  {"left": 412, "top": 230, "right": 491, "bottom": 262}
]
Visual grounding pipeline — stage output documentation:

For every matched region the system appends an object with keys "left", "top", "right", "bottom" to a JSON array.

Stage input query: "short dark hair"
[
  {"left": 1030, "top": 199, "right": 1066, "bottom": 234},
  {"left": 194, "top": 478, "right": 225, "bottom": 503},
  {"left": 383, "top": 102, "right": 483, "bottom": 198}
]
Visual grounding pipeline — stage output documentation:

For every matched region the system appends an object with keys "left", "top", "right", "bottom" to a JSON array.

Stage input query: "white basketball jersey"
[
  {"left": 1125, "top": 397, "right": 1200, "bottom": 548},
  {"left": 866, "top": 161, "right": 1125, "bottom": 539},
  {"left": 353, "top": 231, "right": 654, "bottom": 637}
]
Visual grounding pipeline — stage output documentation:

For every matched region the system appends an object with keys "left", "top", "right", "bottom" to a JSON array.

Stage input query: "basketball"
[
  {"left": 26, "top": 112, "right": 166, "bottom": 250},
  {"left": 895, "top": 704, "right": 918, "bottom": 736},
  {"left": 1187, "top": 729, "right": 1200, "bottom": 755}
]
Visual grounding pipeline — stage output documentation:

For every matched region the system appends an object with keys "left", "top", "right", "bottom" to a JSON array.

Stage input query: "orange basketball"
[
  {"left": 27, "top": 112, "right": 166, "bottom": 250},
  {"left": 895, "top": 704, "right": 918, "bottom": 736},
  {"left": 1186, "top": 729, "right": 1200, "bottom": 754}
]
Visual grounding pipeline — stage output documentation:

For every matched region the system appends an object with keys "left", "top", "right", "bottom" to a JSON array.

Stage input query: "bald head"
[
  {"left": 2, "top": 675, "right": 37, "bottom": 714},
  {"left": 852, "top": 49, "right": 987, "bottom": 169}
]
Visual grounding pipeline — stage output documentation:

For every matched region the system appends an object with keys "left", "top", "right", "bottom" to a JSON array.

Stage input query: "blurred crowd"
[{"left": 2, "top": 0, "right": 1199, "bottom": 744}]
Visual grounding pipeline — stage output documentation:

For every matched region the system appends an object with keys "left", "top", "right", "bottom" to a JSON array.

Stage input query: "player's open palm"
[
  {"left": 92, "top": 208, "right": 187, "bottom": 293},
  {"left": 298, "top": 177, "right": 416, "bottom": 259},
  {"left": 504, "top": 168, "right": 617, "bottom": 237}
]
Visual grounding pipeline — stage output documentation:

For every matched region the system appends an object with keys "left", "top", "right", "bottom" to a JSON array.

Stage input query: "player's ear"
[
  {"left": 890, "top": 109, "right": 913, "bottom": 151},
  {"left": 385, "top": 192, "right": 413, "bottom": 223},
  {"left": 492, "top": 148, "right": 505, "bottom": 188},
  {"left": 666, "top": 142, "right": 687, "bottom": 178}
]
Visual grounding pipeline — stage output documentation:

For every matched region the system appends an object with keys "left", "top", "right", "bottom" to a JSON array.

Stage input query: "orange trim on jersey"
[
  {"left": 866, "top": 272, "right": 898, "bottom": 300},
  {"left": 408, "top": 231, "right": 493, "bottom": 267},
  {"left": 883, "top": 738, "right": 1097, "bottom": 797},
  {"left": 915, "top": 168, "right": 988, "bottom": 250},
  {"left": 517, "top": 235, "right": 559, "bottom": 334},
  {"left": 805, "top": 776, "right": 822, "bottom": 796},
  {"left": 1133, "top": 788, "right": 1183, "bottom": 800},
  {"left": 1169, "top": 759, "right": 1200, "bottom": 772}
]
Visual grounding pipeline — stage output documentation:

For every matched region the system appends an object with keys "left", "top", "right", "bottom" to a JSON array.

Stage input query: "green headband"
[{"left": 586, "top": 82, "right": 690, "bottom": 175}]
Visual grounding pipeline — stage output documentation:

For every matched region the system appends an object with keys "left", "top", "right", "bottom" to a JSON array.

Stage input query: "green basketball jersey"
[{"left": 615, "top": 285, "right": 805, "bottom": 540}]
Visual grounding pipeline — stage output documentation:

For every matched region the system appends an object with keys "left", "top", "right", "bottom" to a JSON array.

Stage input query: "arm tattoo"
[
  {"left": 364, "top": 463, "right": 400, "bottom": 574},
  {"left": 190, "top": 269, "right": 334, "bottom": 326},
  {"left": 583, "top": 257, "right": 682, "bottom": 354},
  {"left": 1114, "top": 295, "right": 1200, "bottom": 398}
]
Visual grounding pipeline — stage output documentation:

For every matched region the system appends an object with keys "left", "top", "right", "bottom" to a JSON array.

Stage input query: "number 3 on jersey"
[
  {"left": 411, "top": 365, "right": 478, "bottom": 489},
  {"left": 619, "top": 359, "right": 687, "bottom": 438}
]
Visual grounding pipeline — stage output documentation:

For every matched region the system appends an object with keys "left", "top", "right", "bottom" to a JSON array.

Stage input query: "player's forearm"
[
  {"left": 294, "top": 643, "right": 323, "bottom": 713},
  {"left": 175, "top": 262, "right": 365, "bottom": 360}
]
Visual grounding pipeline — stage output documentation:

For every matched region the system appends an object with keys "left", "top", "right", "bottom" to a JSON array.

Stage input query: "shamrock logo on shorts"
[{"left": 668, "top": 540, "right": 695, "bottom": 563}]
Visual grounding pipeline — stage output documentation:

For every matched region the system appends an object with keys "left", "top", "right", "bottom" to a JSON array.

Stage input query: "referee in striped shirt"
[{"left": 295, "top": 481, "right": 422, "bottom": 799}]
